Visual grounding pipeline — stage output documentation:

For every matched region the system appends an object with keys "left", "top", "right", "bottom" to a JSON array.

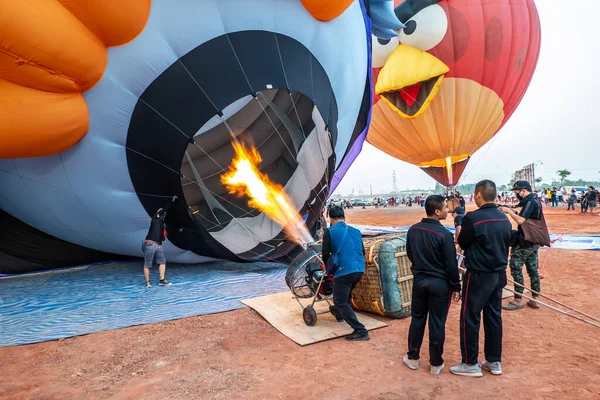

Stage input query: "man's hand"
[
  {"left": 499, "top": 205, "right": 512, "bottom": 215},
  {"left": 172, "top": 195, "right": 178, "bottom": 202},
  {"left": 452, "top": 292, "right": 461, "bottom": 302}
]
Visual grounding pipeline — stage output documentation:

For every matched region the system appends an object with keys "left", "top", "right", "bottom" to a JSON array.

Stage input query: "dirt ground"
[{"left": 2, "top": 204, "right": 600, "bottom": 400}]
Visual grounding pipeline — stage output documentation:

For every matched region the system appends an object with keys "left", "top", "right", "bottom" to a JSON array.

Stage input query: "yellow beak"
[
  {"left": 376, "top": 44, "right": 449, "bottom": 119},
  {"left": 301, "top": 0, "right": 354, "bottom": 21}
]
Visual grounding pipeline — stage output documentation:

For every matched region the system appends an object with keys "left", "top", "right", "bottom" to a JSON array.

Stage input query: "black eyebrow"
[{"left": 394, "top": 0, "right": 442, "bottom": 23}]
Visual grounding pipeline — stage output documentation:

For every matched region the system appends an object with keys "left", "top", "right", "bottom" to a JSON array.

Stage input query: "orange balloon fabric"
[
  {"left": 0, "top": 0, "right": 107, "bottom": 93},
  {"left": 0, "top": 79, "right": 88, "bottom": 158},
  {"left": 57, "top": 0, "right": 151, "bottom": 47},
  {"left": 0, "top": 0, "right": 150, "bottom": 158},
  {"left": 301, "top": 0, "right": 354, "bottom": 21}
]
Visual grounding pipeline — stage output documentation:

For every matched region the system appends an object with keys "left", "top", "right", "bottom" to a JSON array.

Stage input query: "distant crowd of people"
[
  {"left": 332, "top": 186, "right": 599, "bottom": 216},
  {"left": 533, "top": 186, "right": 598, "bottom": 214},
  {"left": 372, "top": 195, "right": 426, "bottom": 208}
]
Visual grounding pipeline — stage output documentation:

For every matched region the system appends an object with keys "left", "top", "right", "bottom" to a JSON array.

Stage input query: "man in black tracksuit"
[
  {"left": 404, "top": 195, "right": 461, "bottom": 375},
  {"left": 450, "top": 180, "right": 512, "bottom": 378}
]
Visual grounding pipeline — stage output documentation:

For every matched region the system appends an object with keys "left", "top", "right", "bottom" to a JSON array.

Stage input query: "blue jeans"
[{"left": 333, "top": 272, "right": 365, "bottom": 333}]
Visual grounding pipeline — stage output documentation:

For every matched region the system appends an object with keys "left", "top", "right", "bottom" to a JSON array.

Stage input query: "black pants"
[
  {"left": 333, "top": 272, "right": 366, "bottom": 333},
  {"left": 460, "top": 270, "right": 506, "bottom": 365},
  {"left": 407, "top": 275, "right": 451, "bottom": 366}
]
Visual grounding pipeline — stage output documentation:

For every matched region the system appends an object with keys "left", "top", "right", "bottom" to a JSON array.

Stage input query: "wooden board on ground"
[{"left": 242, "top": 291, "right": 387, "bottom": 346}]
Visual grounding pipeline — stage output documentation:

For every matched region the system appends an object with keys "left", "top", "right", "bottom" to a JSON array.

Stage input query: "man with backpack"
[{"left": 501, "top": 181, "right": 543, "bottom": 310}]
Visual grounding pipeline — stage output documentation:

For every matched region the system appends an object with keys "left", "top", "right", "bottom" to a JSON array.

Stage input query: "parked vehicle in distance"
[{"left": 354, "top": 199, "right": 370, "bottom": 207}]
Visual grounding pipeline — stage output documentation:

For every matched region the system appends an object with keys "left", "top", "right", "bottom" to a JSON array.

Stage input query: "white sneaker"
[
  {"left": 403, "top": 355, "right": 418, "bottom": 370},
  {"left": 450, "top": 363, "right": 483, "bottom": 377},
  {"left": 430, "top": 363, "right": 444, "bottom": 375},
  {"left": 481, "top": 360, "right": 502, "bottom": 375}
]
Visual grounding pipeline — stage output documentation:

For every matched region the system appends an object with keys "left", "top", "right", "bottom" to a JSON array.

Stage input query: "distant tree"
[
  {"left": 535, "top": 177, "right": 543, "bottom": 184},
  {"left": 557, "top": 170, "right": 572, "bottom": 184}
]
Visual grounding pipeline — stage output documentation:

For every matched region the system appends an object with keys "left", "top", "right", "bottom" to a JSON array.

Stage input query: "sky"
[{"left": 334, "top": 0, "right": 600, "bottom": 196}]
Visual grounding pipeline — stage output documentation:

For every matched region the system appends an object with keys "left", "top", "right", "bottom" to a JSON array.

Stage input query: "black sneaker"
[
  {"left": 145, "top": 281, "right": 152, "bottom": 288},
  {"left": 344, "top": 330, "right": 370, "bottom": 341},
  {"left": 158, "top": 279, "right": 172, "bottom": 286}
]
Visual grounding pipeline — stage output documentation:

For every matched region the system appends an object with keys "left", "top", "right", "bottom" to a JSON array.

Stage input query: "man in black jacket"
[
  {"left": 450, "top": 180, "right": 512, "bottom": 378},
  {"left": 404, "top": 195, "right": 461, "bottom": 375},
  {"left": 142, "top": 196, "right": 177, "bottom": 288}
]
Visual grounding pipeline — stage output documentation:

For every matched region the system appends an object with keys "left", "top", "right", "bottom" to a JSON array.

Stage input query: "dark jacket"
[
  {"left": 458, "top": 203, "right": 512, "bottom": 272},
  {"left": 145, "top": 201, "right": 174, "bottom": 244},
  {"left": 145, "top": 216, "right": 166, "bottom": 244},
  {"left": 406, "top": 218, "right": 461, "bottom": 292},
  {"left": 516, "top": 193, "right": 541, "bottom": 248},
  {"left": 322, "top": 221, "right": 365, "bottom": 278}
]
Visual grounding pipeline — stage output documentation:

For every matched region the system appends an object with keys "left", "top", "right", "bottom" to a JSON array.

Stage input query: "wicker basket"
[{"left": 351, "top": 233, "right": 413, "bottom": 319}]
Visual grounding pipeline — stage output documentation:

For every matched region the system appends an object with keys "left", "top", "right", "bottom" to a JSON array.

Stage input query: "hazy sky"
[{"left": 335, "top": 0, "right": 600, "bottom": 196}]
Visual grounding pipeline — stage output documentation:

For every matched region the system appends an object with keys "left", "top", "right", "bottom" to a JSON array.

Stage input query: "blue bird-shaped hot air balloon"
[{"left": 0, "top": 0, "right": 403, "bottom": 273}]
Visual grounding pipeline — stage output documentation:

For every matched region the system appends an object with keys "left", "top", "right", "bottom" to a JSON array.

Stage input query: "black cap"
[
  {"left": 511, "top": 180, "right": 532, "bottom": 191},
  {"left": 329, "top": 205, "right": 345, "bottom": 219},
  {"left": 453, "top": 206, "right": 465, "bottom": 215}
]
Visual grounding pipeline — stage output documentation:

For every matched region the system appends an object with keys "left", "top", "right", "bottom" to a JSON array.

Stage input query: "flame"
[
  {"left": 445, "top": 156, "right": 453, "bottom": 186},
  {"left": 221, "top": 139, "right": 313, "bottom": 247}
]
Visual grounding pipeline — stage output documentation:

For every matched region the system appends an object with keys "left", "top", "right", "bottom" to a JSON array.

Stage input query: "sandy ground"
[{"left": 2, "top": 204, "right": 600, "bottom": 400}]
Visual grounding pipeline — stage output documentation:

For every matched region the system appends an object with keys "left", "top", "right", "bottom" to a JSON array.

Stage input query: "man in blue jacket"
[{"left": 322, "top": 205, "right": 368, "bottom": 341}]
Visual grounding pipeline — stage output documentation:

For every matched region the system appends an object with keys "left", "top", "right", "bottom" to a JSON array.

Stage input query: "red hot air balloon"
[{"left": 368, "top": 0, "right": 541, "bottom": 186}]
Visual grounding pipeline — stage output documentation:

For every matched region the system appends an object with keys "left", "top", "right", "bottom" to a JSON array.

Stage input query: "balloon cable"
[{"left": 456, "top": 262, "right": 600, "bottom": 329}]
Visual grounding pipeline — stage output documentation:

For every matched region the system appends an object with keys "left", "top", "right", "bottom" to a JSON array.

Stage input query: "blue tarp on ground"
[
  {"left": 0, "top": 261, "right": 287, "bottom": 347},
  {"left": 353, "top": 225, "right": 600, "bottom": 250}
]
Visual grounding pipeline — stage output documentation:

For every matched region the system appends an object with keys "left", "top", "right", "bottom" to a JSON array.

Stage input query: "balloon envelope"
[
  {"left": 0, "top": 0, "right": 391, "bottom": 272},
  {"left": 368, "top": 0, "right": 541, "bottom": 186}
]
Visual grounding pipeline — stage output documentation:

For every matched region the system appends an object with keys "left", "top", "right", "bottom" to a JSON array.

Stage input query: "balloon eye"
[
  {"left": 398, "top": 4, "right": 448, "bottom": 51},
  {"left": 404, "top": 20, "right": 417, "bottom": 35},
  {"left": 372, "top": 34, "right": 399, "bottom": 68}
]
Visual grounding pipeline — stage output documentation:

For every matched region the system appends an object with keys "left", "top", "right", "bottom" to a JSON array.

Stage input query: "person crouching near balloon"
[
  {"left": 403, "top": 195, "right": 461, "bottom": 375},
  {"left": 142, "top": 195, "right": 178, "bottom": 288},
  {"left": 451, "top": 180, "right": 512, "bottom": 377},
  {"left": 322, "top": 205, "right": 368, "bottom": 341}
]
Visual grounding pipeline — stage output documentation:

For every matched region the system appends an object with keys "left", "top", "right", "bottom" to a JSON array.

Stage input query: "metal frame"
[{"left": 293, "top": 272, "right": 334, "bottom": 314}]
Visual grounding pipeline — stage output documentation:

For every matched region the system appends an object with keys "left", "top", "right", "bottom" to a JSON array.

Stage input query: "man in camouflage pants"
[
  {"left": 508, "top": 245, "right": 540, "bottom": 303},
  {"left": 500, "top": 181, "right": 542, "bottom": 310}
]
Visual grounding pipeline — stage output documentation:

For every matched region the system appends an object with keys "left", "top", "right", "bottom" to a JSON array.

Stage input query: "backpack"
[{"left": 520, "top": 199, "right": 551, "bottom": 247}]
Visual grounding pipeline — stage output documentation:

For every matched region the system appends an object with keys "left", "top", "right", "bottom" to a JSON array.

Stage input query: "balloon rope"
[
  {"left": 254, "top": 93, "right": 328, "bottom": 233},
  {"left": 457, "top": 261, "right": 600, "bottom": 328}
]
